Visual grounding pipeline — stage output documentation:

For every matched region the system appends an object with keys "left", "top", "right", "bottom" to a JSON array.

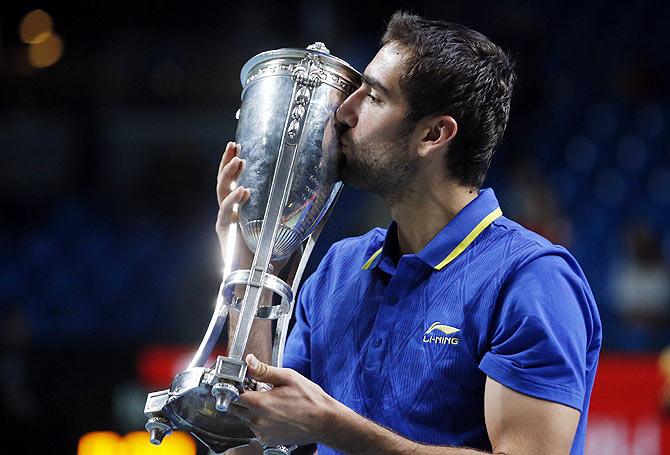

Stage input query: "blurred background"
[{"left": 1, "top": 0, "right": 670, "bottom": 453}]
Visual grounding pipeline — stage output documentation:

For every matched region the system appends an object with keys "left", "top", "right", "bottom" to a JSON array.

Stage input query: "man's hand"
[
  {"left": 215, "top": 140, "right": 290, "bottom": 275},
  {"left": 216, "top": 141, "right": 251, "bottom": 261},
  {"left": 230, "top": 356, "right": 580, "bottom": 455},
  {"left": 230, "top": 354, "right": 335, "bottom": 447}
]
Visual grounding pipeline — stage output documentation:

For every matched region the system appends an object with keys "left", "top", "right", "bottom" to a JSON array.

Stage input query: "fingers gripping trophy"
[{"left": 143, "top": 43, "right": 361, "bottom": 454}]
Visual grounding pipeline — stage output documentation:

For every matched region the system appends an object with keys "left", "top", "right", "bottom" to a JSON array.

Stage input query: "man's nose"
[{"left": 335, "top": 93, "right": 358, "bottom": 128}]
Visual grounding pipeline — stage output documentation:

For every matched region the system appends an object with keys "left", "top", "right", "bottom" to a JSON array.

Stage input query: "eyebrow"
[{"left": 361, "top": 74, "right": 390, "bottom": 97}]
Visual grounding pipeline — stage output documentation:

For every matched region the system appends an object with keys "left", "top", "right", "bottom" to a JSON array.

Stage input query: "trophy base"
[{"left": 145, "top": 368, "right": 255, "bottom": 453}]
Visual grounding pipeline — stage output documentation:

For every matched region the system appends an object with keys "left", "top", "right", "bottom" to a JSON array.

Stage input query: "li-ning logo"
[{"left": 422, "top": 322, "right": 461, "bottom": 345}]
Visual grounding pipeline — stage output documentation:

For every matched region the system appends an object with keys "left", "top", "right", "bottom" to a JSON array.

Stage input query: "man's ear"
[{"left": 417, "top": 115, "right": 458, "bottom": 158}]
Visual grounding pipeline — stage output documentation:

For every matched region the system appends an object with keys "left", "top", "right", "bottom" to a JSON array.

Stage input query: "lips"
[{"left": 337, "top": 134, "right": 350, "bottom": 155}]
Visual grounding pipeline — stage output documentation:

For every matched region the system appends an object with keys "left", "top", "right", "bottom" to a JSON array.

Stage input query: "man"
[{"left": 216, "top": 11, "right": 601, "bottom": 455}]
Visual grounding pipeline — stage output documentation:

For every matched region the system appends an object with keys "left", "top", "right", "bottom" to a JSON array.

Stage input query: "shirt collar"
[{"left": 362, "top": 188, "right": 503, "bottom": 271}]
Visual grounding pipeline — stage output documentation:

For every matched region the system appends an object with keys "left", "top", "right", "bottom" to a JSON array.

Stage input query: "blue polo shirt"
[{"left": 284, "top": 188, "right": 602, "bottom": 454}]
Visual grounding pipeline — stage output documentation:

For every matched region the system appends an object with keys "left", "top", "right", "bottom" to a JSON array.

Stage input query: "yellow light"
[
  {"left": 660, "top": 345, "right": 670, "bottom": 377},
  {"left": 78, "top": 431, "right": 196, "bottom": 455},
  {"left": 28, "top": 32, "right": 64, "bottom": 68},
  {"left": 78, "top": 431, "right": 122, "bottom": 455},
  {"left": 19, "top": 9, "right": 53, "bottom": 44},
  {"left": 119, "top": 431, "right": 196, "bottom": 455}
]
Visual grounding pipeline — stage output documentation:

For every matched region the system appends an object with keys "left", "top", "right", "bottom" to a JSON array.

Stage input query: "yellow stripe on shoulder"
[
  {"left": 362, "top": 247, "right": 383, "bottom": 270},
  {"left": 434, "top": 207, "right": 503, "bottom": 271}
]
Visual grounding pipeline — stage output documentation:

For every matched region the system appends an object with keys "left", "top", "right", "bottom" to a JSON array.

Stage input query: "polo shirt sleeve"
[
  {"left": 282, "top": 274, "right": 314, "bottom": 380},
  {"left": 478, "top": 252, "right": 595, "bottom": 411}
]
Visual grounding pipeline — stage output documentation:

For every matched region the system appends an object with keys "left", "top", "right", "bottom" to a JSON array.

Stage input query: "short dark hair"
[{"left": 382, "top": 12, "right": 515, "bottom": 188}]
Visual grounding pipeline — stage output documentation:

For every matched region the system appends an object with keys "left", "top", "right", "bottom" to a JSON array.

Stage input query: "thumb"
[{"left": 245, "top": 354, "right": 292, "bottom": 386}]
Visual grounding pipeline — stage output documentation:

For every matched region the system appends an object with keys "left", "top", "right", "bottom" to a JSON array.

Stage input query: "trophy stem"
[
  {"left": 229, "top": 79, "right": 314, "bottom": 361},
  {"left": 229, "top": 178, "right": 289, "bottom": 361}
]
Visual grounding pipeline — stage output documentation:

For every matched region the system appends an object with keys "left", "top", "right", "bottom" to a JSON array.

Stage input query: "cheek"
[{"left": 356, "top": 107, "right": 397, "bottom": 139}]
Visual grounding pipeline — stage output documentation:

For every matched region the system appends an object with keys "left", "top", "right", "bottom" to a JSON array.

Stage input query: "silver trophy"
[{"left": 144, "top": 43, "right": 361, "bottom": 454}]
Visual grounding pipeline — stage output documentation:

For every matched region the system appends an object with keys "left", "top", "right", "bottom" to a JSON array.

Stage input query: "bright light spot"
[
  {"left": 222, "top": 180, "right": 239, "bottom": 279},
  {"left": 223, "top": 222, "right": 238, "bottom": 279},
  {"left": 119, "top": 431, "right": 196, "bottom": 454},
  {"left": 28, "top": 32, "right": 64, "bottom": 68},
  {"left": 78, "top": 431, "right": 196, "bottom": 455},
  {"left": 19, "top": 9, "right": 53, "bottom": 44},
  {"left": 78, "top": 431, "right": 122, "bottom": 455}
]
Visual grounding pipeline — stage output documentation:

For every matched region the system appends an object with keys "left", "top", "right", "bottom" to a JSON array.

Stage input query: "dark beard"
[{"left": 339, "top": 135, "right": 418, "bottom": 205}]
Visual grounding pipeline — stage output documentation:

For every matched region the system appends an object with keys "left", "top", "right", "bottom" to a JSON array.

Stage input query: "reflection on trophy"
[{"left": 143, "top": 42, "right": 361, "bottom": 454}]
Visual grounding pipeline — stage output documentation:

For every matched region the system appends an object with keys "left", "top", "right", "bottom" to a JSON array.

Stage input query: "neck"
[{"left": 387, "top": 180, "right": 478, "bottom": 256}]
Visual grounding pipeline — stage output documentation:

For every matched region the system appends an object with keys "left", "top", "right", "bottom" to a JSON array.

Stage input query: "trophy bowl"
[{"left": 236, "top": 42, "right": 361, "bottom": 260}]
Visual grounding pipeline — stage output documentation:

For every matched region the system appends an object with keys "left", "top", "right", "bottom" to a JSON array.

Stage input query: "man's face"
[{"left": 335, "top": 42, "right": 419, "bottom": 200}]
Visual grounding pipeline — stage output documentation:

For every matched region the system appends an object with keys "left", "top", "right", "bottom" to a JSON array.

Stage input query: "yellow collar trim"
[
  {"left": 361, "top": 207, "right": 502, "bottom": 271},
  {"left": 434, "top": 207, "right": 503, "bottom": 270},
  {"left": 362, "top": 247, "right": 383, "bottom": 270}
]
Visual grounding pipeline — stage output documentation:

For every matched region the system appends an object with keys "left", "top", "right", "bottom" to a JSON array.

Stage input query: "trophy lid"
[{"left": 239, "top": 42, "right": 361, "bottom": 95}]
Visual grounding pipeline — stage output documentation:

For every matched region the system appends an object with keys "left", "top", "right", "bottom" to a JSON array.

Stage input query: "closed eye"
[{"left": 366, "top": 93, "right": 380, "bottom": 103}]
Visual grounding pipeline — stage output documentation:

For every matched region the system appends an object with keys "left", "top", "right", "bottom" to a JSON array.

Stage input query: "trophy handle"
[{"left": 187, "top": 281, "right": 229, "bottom": 370}]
